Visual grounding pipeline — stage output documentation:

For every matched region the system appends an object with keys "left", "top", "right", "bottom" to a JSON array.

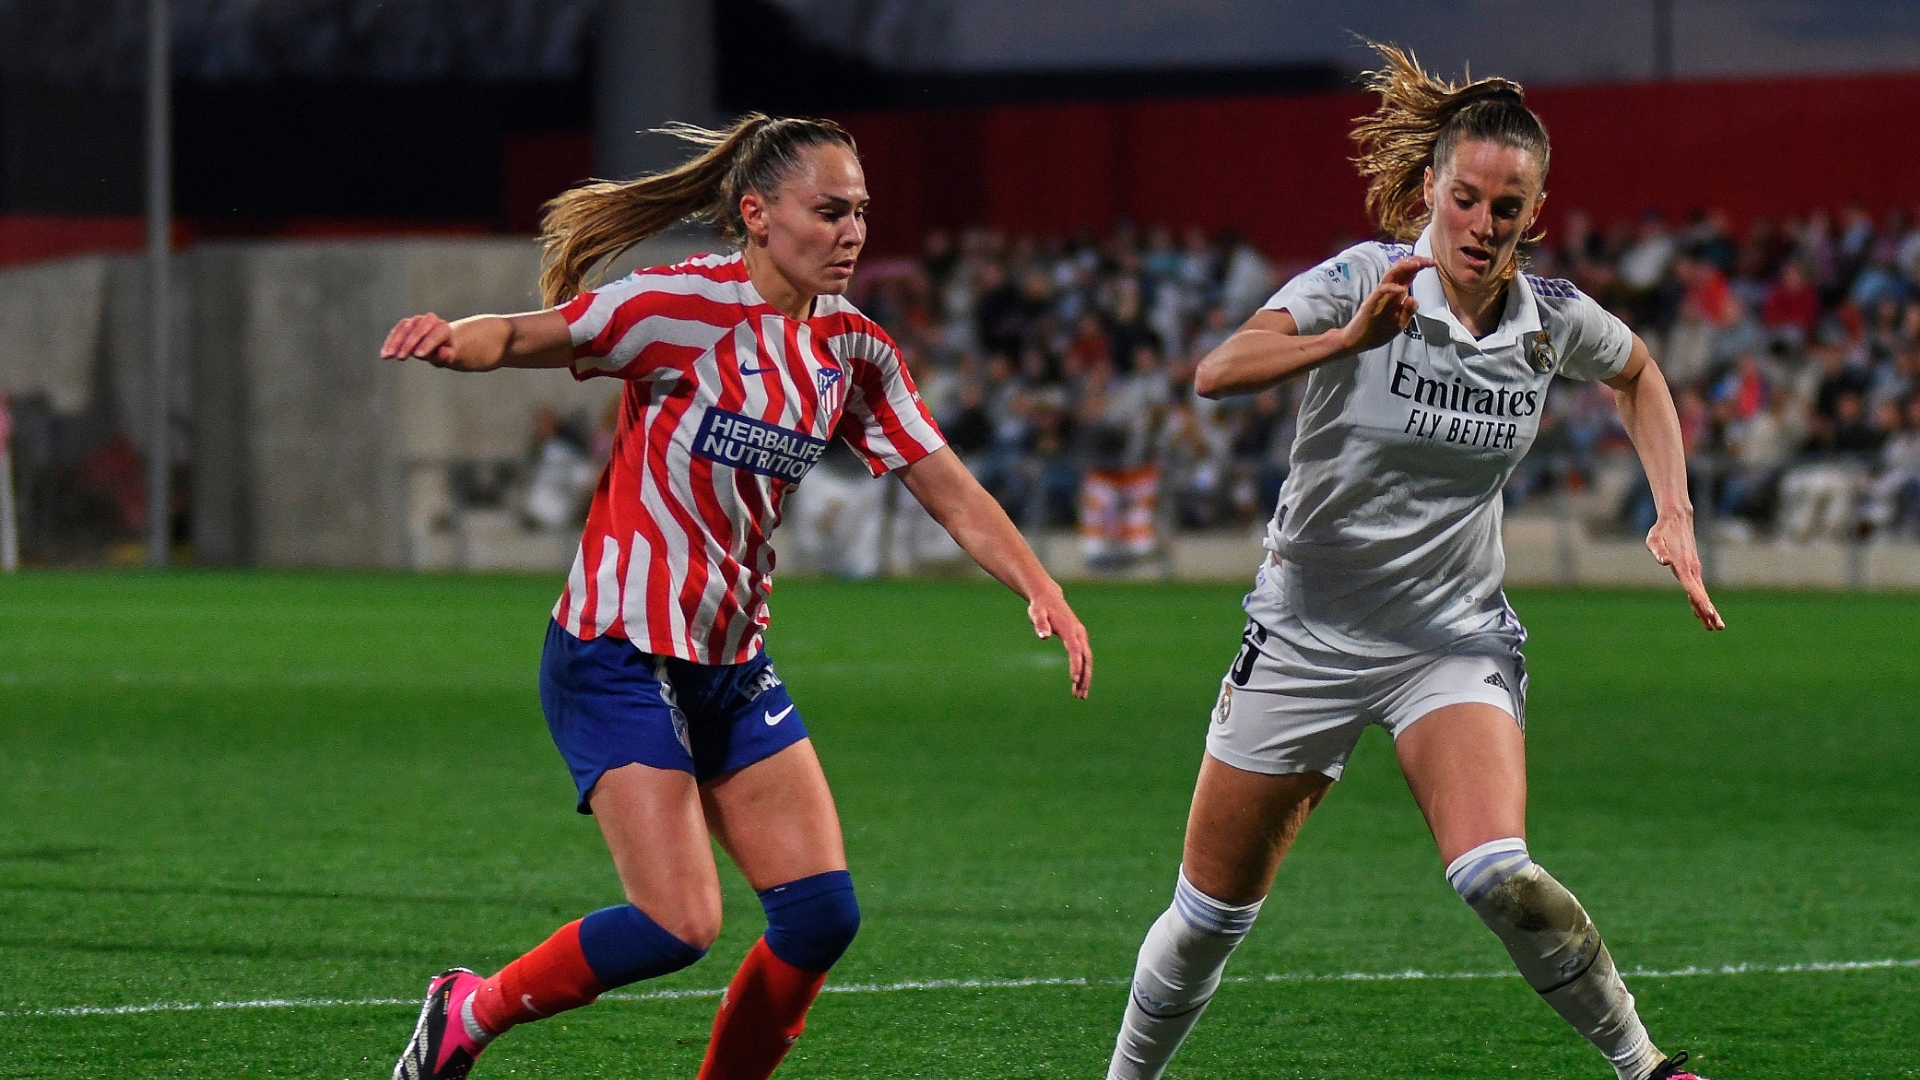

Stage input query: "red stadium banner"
[{"left": 835, "top": 71, "right": 1920, "bottom": 260}]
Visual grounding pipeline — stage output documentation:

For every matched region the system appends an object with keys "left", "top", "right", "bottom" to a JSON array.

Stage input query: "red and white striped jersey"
[{"left": 551, "top": 252, "right": 945, "bottom": 664}]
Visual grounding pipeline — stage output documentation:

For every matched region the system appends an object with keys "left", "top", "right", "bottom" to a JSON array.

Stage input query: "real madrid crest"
[
  {"left": 1523, "top": 330, "right": 1557, "bottom": 375},
  {"left": 1212, "top": 683, "right": 1233, "bottom": 726}
]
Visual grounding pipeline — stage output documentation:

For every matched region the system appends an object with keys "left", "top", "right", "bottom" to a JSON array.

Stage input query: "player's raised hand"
[
  {"left": 1338, "top": 255, "right": 1434, "bottom": 355},
  {"left": 381, "top": 313, "right": 456, "bottom": 366},
  {"left": 1646, "top": 514, "right": 1726, "bottom": 631},
  {"left": 1028, "top": 589, "right": 1093, "bottom": 699}
]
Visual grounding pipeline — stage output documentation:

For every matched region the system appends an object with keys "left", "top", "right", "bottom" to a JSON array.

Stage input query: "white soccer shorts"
[{"left": 1204, "top": 612, "right": 1527, "bottom": 780}]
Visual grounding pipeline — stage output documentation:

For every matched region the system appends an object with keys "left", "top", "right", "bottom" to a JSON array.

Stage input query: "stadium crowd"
[{"left": 841, "top": 208, "right": 1920, "bottom": 562}]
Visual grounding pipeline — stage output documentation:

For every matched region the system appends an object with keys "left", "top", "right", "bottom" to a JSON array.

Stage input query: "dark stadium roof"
[{"left": 0, "top": 0, "right": 599, "bottom": 84}]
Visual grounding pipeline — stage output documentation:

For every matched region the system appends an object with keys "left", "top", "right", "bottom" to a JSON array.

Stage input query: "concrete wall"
[
  {"left": 0, "top": 256, "right": 106, "bottom": 415},
  {"left": 0, "top": 252, "right": 190, "bottom": 460},
  {"left": 187, "top": 234, "right": 711, "bottom": 568}
]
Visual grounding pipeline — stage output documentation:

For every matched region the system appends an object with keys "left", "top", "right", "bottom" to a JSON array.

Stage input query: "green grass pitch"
[{"left": 1, "top": 572, "right": 1916, "bottom": 1078}]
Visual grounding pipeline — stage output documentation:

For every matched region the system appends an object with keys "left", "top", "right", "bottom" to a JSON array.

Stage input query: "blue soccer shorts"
[{"left": 539, "top": 620, "right": 810, "bottom": 813}]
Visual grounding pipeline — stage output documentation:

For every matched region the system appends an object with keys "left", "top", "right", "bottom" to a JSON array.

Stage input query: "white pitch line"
[{"left": 6, "top": 958, "right": 1916, "bottom": 1020}]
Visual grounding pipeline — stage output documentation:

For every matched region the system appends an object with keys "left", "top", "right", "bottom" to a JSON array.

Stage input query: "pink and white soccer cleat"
[
  {"left": 1649, "top": 1051, "right": 1717, "bottom": 1080},
  {"left": 393, "top": 968, "right": 490, "bottom": 1080}
]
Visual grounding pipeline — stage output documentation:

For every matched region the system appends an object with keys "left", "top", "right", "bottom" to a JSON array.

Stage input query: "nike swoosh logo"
[
  {"left": 740, "top": 362, "right": 780, "bottom": 375},
  {"left": 764, "top": 704, "right": 795, "bottom": 726}
]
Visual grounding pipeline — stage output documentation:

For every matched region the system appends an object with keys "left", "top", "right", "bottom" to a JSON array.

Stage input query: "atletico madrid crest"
[{"left": 1523, "top": 330, "right": 1557, "bottom": 374}]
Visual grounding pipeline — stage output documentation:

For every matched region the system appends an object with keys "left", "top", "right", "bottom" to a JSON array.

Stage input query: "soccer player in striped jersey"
[
  {"left": 1104, "top": 45, "right": 1728, "bottom": 1080},
  {"left": 380, "top": 114, "right": 1092, "bottom": 1080}
]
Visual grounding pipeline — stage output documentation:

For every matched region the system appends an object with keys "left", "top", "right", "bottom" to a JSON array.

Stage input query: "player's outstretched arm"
[
  {"left": 1605, "top": 334, "right": 1726, "bottom": 631},
  {"left": 380, "top": 310, "right": 573, "bottom": 372},
  {"left": 1194, "top": 255, "right": 1433, "bottom": 398},
  {"left": 898, "top": 446, "right": 1093, "bottom": 699}
]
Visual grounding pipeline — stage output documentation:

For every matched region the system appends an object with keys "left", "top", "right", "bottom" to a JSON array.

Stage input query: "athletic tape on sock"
[{"left": 1445, "top": 837, "right": 1533, "bottom": 904}]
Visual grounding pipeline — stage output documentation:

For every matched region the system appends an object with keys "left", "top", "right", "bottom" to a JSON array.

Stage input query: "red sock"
[
  {"left": 695, "top": 937, "right": 829, "bottom": 1080},
  {"left": 470, "top": 919, "right": 607, "bottom": 1037}
]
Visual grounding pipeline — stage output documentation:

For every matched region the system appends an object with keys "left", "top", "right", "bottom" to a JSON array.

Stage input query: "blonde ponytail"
[
  {"left": 1350, "top": 41, "right": 1549, "bottom": 244},
  {"left": 537, "top": 113, "right": 857, "bottom": 307}
]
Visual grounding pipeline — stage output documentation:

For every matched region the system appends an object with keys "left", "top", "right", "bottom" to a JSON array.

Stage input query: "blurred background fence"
[{"left": 1, "top": 0, "right": 1917, "bottom": 586}]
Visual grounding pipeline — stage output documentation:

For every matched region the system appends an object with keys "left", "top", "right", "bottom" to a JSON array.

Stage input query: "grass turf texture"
[{"left": 0, "top": 573, "right": 1915, "bottom": 1079}]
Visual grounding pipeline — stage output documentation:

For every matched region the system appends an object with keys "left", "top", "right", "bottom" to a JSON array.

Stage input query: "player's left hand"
[
  {"left": 1028, "top": 588, "right": 1093, "bottom": 699},
  {"left": 1647, "top": 513, "right": 1725, "bottom": 631}
]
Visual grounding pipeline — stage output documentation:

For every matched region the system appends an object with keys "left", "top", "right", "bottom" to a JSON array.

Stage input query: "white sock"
[
  {"left": 1447, "top": 839, "right": 1665, "bottom": 1080},
  {"left": 1108, "top": 868, "right": 1263, "bottom": 1080},
  {"left": 459, "top": 992, "right": 497, "bottom": 1045}
]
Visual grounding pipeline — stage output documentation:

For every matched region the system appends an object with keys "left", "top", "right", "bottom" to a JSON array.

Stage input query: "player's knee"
[
  {"left": 759, "top": 870, "right": 861, "bottom": 972},
  {"left": 1128, "top": 870, "right": 1262, "bottom": 1018},
  {"left": 676, "top": 910, "right": 724, "bottom": 953},
  {"left": 578, "top": 903, "right": 710, "bottom": 988},
  {"left": 620, "top": 883, "right": 723, "bottom": 951},
  {"left": 1447, "top": 839, "right": 1584, "bottom": 929},
  {"left": 1168, "top": 868, "right": 1262, "bottom": 943},
  {"left": 1446, "top": 838, "right": 1601, "bottom": 991}
]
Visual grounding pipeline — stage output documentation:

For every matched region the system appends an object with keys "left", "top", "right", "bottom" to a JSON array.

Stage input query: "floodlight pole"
[
  {"left": 1652, "top": 0, "right": 1674, "bottom": 80},
  {"left": 145, "top": 0, "right": 173, "bottom": 567},
  {"left": 1, "top": 394, "right": 16, "bottom": 573}
]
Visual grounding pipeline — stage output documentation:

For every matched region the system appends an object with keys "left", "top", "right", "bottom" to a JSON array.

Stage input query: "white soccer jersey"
[{"left": 1245, "top": 226, "right": 1633, "bottom": 657}]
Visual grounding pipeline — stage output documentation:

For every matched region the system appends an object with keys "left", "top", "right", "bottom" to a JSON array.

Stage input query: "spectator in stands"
[
  {"left": 1837, "top": 203, "right": 1878, "bottom": 286},
  {"left": 1178, "top": 226, "right": 1220, "bottom": 311},
  {"left": 1066, "top": 311, "right": 1112, "bottom": 373},
  {"left": 1217, "top": 228, "right": 1275, "bottom": 322},
  {"left": 1076, "top": 343, "right": 1170, "bottom": 568},
  {"left": 1810, "top": 346, "right": 1871, "bottom": 426},
  {"left": 976, "top": 353, "right": 1035, "bottom": 513},
  {"left": 1863, "top": 395, "right": 1920, "bottom": 539},
  {"left": 1801, "top": 209, "right": 1840, "bottom": 301},
  {"left": 939, "top": 368, "right": 994, "bottom": 459},
  {"left": 1871, "top": 346, "right": 1916, "bottom": 413},
  {"left": 1850, "top": 251, "right": 1910, "bottom": 309},
  {"left": 1717, "top": 392, "right": 1803, "bottom": 537},
  {"left": 1664, "top": 252, "right": 1737, "bottom": 386},
  {"left": 1684, "top": 208, "right": 1738, "bottom": 275},
  {"left": 522, "top": 406, "right": 596, "bottom": 531},
  {"left": 1895, "top": 209, "right": 1920, "bottom": 286},
  {"left": 1164, "top": 395, "right": 1232, "bottom": 529},
  {"left": 1813, "top": 389, "right": 1884, "bottom": 455},
  {"left": 905, "top": 341, "right": 960, "bottom": 427},
  {"left": 922, "top": 228, "right": 957, "bottom": 293},
  {"left": 1780, "top": 389, "right": 1881, "bottom": 542},
  {"left": 1143, "top": 224, "right": 1183, "bottom": 281},
  {"left": 1761, "top": 261, "right": 1821, "bottom": 348},
  {"left": 973, "top": 261, "right": 1022, "bottom": 358},
  {"left": 1617, "top": 209, "right": 1677, "bottom": 312},
  {"left": 1225, "top": 387, "right": 1291, "bottom": 526},
  {"left": 1027, "top": 387, "right": 1080, "bottom": 527},
  {"left": 1714, "top": 353, "right": 1768, "bottom": 424}
]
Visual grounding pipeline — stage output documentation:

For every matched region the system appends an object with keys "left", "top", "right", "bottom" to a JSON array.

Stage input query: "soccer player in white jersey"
[
  {"left": 1105, "top": 44, "right": 1728, "bottom": 1080},
  {"left": 379, "top": 114, "right": 1092, "bottom": 1080}
]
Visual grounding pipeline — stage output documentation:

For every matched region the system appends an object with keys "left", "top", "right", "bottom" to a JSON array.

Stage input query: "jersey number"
[{"left": 1229, "top": 621, "right": 1269, "bottom": 687}]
